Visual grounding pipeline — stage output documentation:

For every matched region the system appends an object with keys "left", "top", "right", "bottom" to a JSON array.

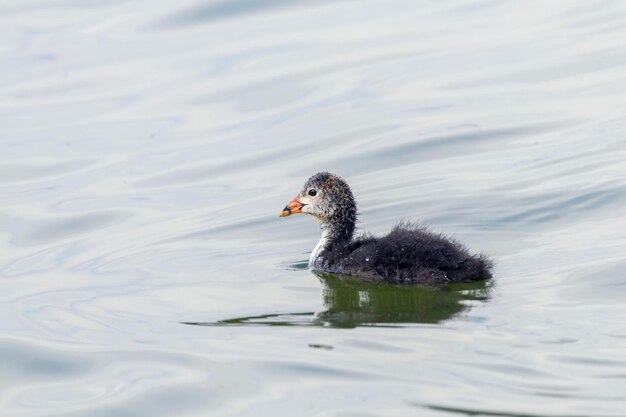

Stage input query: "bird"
[{"left": 279, "top": 172, "right": 493, "bottom": 285}]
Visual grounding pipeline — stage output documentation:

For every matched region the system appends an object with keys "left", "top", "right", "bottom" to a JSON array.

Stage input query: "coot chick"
[{"left": 280, "top": 172, "right": 492, "bottom": 285}]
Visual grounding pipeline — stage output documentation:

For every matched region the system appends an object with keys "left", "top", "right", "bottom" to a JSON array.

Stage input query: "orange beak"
[{"left": 279, "top": 196, "right": 305, "bottom": 217}]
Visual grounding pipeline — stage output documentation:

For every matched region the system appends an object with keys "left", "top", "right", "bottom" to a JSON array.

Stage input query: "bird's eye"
[{"left": 308, "top": 189, "right": 317, "bottom": 197}]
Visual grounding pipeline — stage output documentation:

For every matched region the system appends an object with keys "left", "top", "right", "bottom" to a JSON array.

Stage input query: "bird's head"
[{"left": 279, "top": 172, "right": 355, "bottom": 224}]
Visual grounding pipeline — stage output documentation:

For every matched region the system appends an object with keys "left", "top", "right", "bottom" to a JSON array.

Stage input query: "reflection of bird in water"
[
  {"left": 180, "top": 272, "right": 491, "bottom": 329},
  {"left": 280, "top": 172, "right": 493, "bottom": 285},
  {"left": 314, "top": 272, "right": 490, "bottom": 327}
]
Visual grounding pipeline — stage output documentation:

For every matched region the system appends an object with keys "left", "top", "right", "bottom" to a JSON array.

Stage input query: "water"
[{"left": 1, "top": 0, "right": 626, "bottom": 415}]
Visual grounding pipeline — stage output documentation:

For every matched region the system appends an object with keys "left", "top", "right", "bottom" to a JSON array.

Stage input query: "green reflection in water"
[
  {"left": 183, "top": 272, "right": 490, "bottom": 329},
  {"left": 314, "top": 272, "right": 490, "bottom": 327}
]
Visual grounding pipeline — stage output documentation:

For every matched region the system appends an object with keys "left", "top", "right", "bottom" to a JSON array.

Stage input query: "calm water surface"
[{"left": 1, "top": 1, "right": 626, "bottom": 416}]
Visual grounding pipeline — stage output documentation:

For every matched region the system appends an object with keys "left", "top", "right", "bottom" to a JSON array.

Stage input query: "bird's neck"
[{"left": 310, "top": 209, "right": 356, "bottom": 267}]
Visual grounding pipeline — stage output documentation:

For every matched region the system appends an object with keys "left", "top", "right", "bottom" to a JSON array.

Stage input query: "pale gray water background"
[{"left": 1, "top": 0, "right": 626, "bottom": 416}]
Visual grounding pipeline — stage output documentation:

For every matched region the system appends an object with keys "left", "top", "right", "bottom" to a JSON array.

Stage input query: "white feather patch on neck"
[{"left": 309, "top": 228, "right": 329, "bottom": 268}]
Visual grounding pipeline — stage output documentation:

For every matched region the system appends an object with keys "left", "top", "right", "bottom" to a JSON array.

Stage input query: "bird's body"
[
  {"left": 310, "top": 223, "right": 492, "bottom": 285},
  {"left": 280, "top": 172, "right": 492, "bottom": 285}
]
